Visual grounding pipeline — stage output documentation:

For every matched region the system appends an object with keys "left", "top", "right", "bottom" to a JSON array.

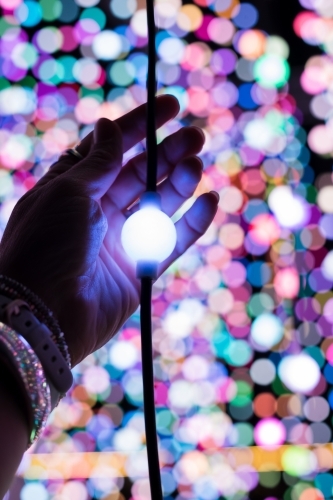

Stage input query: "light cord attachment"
[
  {"left": 140, "top": 190, "right": 161, "bottom": 209},
  {"left": 137, "top": 193, "right": 162, "bottom": 278},
  {"left": 137, "top": 261, "right": 159, "bottom": 279}
]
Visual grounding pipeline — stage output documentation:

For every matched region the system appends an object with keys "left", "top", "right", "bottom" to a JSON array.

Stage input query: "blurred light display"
[
  {"left": 1, "top": 0, "right": 333, "bottom": 500},
  {"left": 295, "top": 0, "right": 333, "bottom": 157}
]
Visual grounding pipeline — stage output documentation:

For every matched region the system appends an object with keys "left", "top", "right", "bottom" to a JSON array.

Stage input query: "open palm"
[{"left": 0, "top": 96, "right": 218, "bottom": 366}]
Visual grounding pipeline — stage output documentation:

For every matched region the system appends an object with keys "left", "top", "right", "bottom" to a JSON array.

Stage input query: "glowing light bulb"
[{"left": 121, "top": 192, "right": 177, "bottom": 278}]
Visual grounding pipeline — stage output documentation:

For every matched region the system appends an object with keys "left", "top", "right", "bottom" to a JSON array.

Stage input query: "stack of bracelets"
[{"left": 0, "top": 275, "right": 73, "bottom": 447}]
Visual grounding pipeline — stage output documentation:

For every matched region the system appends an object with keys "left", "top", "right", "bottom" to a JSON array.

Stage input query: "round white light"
[
  {"left": 243, "top": 118, "right": 275, "bottom": 150},
  {"left": 121, "top": 197, "right": 177, "bottom": 265},
  {"left": 109, "top": 341, "right": 138, "bottom": 370},
  {"left": 250, "top": 313, "right": 284, "bottom": 350},
  {"left": 268, "top": 185, "right": 309, "bottom": 229},
  {"left": 92, "top": 31, "right": 122, "bottom": 60},
  {"left": 278, "top": 354, "right": 321, "bottom": 394},
  {"left": 254, "top": 418, "right": 286, "bottom": 447}
]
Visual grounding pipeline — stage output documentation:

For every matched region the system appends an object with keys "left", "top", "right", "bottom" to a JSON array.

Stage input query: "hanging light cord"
[
  {"left": 140, "top": 278, "right": 163, "bottom": 500},
  {"left": 140, "top": 0, "right": 163, "bottom": 499},
  {"left": 146, "top": 0, "right": 158, "bottom": 192}
]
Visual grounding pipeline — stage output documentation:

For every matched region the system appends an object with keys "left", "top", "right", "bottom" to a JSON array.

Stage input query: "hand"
[{"left": 0, "top": 95, "right": 219, "bottom": 366}]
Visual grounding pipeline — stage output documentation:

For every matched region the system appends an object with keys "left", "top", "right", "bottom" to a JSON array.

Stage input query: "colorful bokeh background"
[{"left": 2, "top": 0, "right": 333, "bottom": 499}]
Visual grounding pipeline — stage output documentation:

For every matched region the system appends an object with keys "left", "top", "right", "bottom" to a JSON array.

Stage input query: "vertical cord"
[
  {"left": 146, "top": 0, "right": 158, "bottom": 192},
  {"left": 140, "top": 278, "right": 163, "bottom": 500},
  {"left": 140, "top": 3, "right": 163, "bottom": 498}
]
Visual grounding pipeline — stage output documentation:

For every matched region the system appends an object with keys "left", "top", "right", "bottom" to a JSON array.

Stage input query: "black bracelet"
[{"left": 0, "top": 275, "right": 71, "bottom": 368}]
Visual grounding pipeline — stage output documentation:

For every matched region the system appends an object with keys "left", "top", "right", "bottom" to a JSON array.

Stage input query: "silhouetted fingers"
[
  {"left": 35, "top": 95, "right": 180, "bottom": 188},
  {"left": 158, "top": 192, "right": 219, "bottom": 275},
  {"left": 106, "top": 126, "right": 205, "bottom": 211}
]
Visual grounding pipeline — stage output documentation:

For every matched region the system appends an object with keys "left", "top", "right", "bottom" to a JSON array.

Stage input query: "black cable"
[
  {"left": 140, "top": 278, "right": 163, "bottom": 500},
  {"left": 146, "top": 0, "right": 158, "bottom": 192},
  {"left": 139, "top": 2, "right": 163, "bottom": 498}
]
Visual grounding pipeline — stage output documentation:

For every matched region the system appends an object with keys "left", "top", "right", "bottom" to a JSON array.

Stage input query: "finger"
[
  {"left": 63, "top": 118, "right": 123, "bottom": 199},
  {"left": 35, "top": 95, "right": 180, "bottom": 188},
  {"left": 72, "top": 95, "right": 179, "bottom": 155},
  {"left": 105, "top": 126, "right": 205, "bottom": 211},
  {"left": 158, "top": 192, "right": 219, "bottom": 275},
  {"left": 123, "top": 156, "right": 203, "bottom": 219},
  {"left": 34, "top": 136, "right": 93, "bottom": 188},
  {"left": 74, "top": 95, "right": 179, "bottom": 155},
  {"left": 159, "top": 157, "right": 203, "bottom": 216},
  {"left": 116, "top": 94, "right": 180, "bottom": 152}
]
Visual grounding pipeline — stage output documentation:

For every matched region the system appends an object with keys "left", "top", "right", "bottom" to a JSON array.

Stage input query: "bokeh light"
[
  {"left": 278, "top": 354, "right": 321, "bottom": 394},
  {"left": 2, "top": 0, "right": 333, "bottom": 499}
]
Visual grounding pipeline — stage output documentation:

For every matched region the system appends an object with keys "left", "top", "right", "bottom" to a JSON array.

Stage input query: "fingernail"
[
  {"left": 156, "top": 94, "right": 180, "bottom": 115},
  {"left": 191, "top": 126, "right": 205, "bottom": 141},
  {"left": 210, "top": 190, "right": 220, "bottom": 202},
  {"left": 196, "top": 156, "right": 204, "bottom": 170},
  {"left": 156, "top": 94, "right": 178, "bottom": 102},
  {"left": 94, "top": 118, "right": 115, "bottom": 143}
]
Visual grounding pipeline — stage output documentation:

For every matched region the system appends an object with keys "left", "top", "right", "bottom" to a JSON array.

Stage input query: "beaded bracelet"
[
  {"left": 0, "top": 275, "right": 71, "bottom": 368},
  {"left": 0, "top": 322, "right": 51, "bottom": 447}
]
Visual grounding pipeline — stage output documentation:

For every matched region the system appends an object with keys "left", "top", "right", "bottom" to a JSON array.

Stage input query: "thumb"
[{"left": 66, "top": 118, "right": 123, "bottom": 199}]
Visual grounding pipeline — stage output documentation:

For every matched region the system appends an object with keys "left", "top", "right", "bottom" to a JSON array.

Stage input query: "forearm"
[{"left": 0, "top": 358, "right": 29, "bottom": 499}]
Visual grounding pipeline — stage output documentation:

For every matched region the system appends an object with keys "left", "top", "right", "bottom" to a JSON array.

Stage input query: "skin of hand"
[{"left": 0, "top": 95, "right": 219, "bottom": 367}]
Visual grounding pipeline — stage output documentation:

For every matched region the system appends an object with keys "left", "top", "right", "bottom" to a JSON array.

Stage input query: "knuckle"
[{"left": 53, "top": 176, "right": 84, "bottom": 196}]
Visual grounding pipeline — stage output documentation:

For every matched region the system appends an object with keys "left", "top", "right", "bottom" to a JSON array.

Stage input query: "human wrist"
[
  {"left": 0, "top": 350, "right": 32, "bottom": 438},
  {"left": 0, "top": 294, "right": 73, "bottom": 407},
  {"left": 0, "top": 275, "right": 73, "bottom": 424},
  {"left": 0, "top": 323, "right": 51, "bottom": 446},
  {"left": 0, "top": 357, "right": 30, "bottom": 497},
  {"left": 0, "top": 275, "right": 71, "bottom": 368}
]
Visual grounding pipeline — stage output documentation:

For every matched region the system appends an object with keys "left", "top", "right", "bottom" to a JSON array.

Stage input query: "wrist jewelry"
[
  {"left": 0, "top": 277, "right": 73, "bottom": 446},
  {"left": 0, "top": 294, "right": 73, "bottom": 410},
  {"left": 0, "top": 275, "right": 71, "bottom": 368},
  {"left": 0, "top": 322, "right": 51, "bottom": 447}
]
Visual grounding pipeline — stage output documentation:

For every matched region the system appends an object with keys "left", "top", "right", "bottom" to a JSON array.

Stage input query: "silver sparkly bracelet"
[{"left": 0, "top": 322, "right": 51, "bottom": 447}]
